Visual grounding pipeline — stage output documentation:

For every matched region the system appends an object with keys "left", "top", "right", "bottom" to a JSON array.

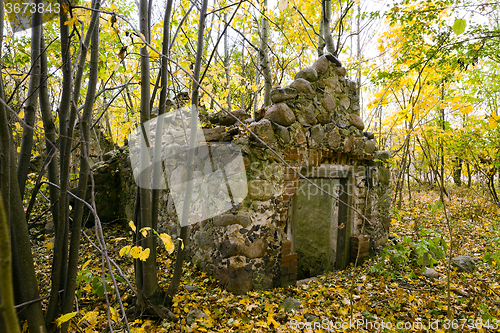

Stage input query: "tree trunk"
[
  {"left": 318, "top": 8, "right": 325, "bottom": 56},
  {"left": 166, "top": 0, "right": 208, "bottom": 307},
  {"left": 17, "top": 4, "right": 42, "bottom": 197},
  {"left": 150, "top": 0, "right": 173, "bottom": 293},
  {"left": 322, "top": 0, "right": 336, "bottom": 55},
  {"left": 453, "top": 157, "right": 462, "bottom": 186},
  {"left": 224, "top": 13, "right": 232, "bottom": 112},
  {"left": 439, "top": 82, "right": 446, "bottom": 194},
  {"left": 0, "top": 76, "right": 47, "bottom": 333},
  {"left": 260, "top": 0, "right": 271, "bottom": 107},
  {"left": 44, "top": 1, "right": 73, "bottom": 323},
  {"left": 39, "top": 30, "right": 60, "bottom": 238},
  {"left": 0, "top": 194, "right": 21, "bottom": 333},
  {"left": 240, "top": 26, "right": 246, "bottom": 110},
  {"left": 466, "top": 161, "right": 471, "bottom": 187},
  {"left": 46, "top": 0, "right": 101, "bottom": 324},
  {"left": 0, "top": 2, "right": 47, "bottom": 331},
  {"left": 135, "top": 0, "right": 159, "bottom": 311},
  {"left": 61, "top": 4, "right": 100, "bottom": 331}
]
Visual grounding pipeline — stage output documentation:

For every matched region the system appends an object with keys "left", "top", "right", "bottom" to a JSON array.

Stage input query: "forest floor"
[{"left": 29, "top": 186, "right": 500, "bottom": 332}]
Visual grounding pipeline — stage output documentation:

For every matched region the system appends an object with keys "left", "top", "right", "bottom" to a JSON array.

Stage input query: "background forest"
[{"left": 1, "top": 0, "right": 500, "bottom": 332}]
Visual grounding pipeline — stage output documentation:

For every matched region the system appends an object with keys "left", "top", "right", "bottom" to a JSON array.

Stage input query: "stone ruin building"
[{"left": 84, "top": 54, "right": 391, "bottom": 294}]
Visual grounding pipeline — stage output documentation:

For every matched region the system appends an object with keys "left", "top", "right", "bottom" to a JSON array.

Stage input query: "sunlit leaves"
[
  {"left": 120, "top": 244, "right": 150, "bottom": 261},
  {"left": 452, "top": 18, "right": 466, "bottom": 35},
  {"left": 278, "top": 0, "right": 287, "bottom": 11},
  {"left": 488, "top": 113, "right": 500, "bottom": 130}
]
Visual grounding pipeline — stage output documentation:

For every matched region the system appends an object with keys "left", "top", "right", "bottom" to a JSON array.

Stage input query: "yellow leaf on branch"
[
  {"left": 119, "top": 245, "right": 131, "bottom": 257},
  {"left": 140, "top": 227, "right": 151, "bottom": 237},
  {"left": 159, "top": 233, "right": 175, "bottom": 254},
  {"left": 55, "top": 312, "right": 77, "bottom": 327},
  {"left": 130, "top": 246, "right": 142, "bottom": 259},
  {"left": 65, "top": 17, "right": 78, "bottom": 26},
  {"left": 139, "top": 248, "right": 150, "bottom": 261},
  {"left": 129, "top": 221, "right": 136, "bottom": 232}
]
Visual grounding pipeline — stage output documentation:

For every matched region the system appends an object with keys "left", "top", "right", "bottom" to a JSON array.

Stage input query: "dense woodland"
[{"left": 1, "top": 0, "right": 500, "bottom": 332}]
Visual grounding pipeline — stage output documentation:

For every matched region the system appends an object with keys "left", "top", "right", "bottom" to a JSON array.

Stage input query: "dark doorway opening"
[{"left": 289, "top": 166, "right": 351, "bottom": 279}]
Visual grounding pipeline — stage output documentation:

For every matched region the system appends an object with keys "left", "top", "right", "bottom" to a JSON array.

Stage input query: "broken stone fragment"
[
  {"left": 270, "top": 86, "right": 298, "bottom": 103},
  {"left": 346, "top": 79, "right": 357, "bottom": 93},
  {"left": 290, "top": 78, "right": 315, "bottom": 99},
  {"left": 317, "top": 113, "right": 333, "bottom": 124},
  {"left": 352, "top": 137, "right": 365, "bottom": 156},
  {"left": 365, "top": 140, "right": 377, "bottom": 154},
  {"left": 273, "top": 123, "right": 291, "bottom": 144},
  {"left": 327, "top": 128, "right": 342, "bottom": 149},
  {"left": 344, "top": 136, "right": 354, "bottom": 153},
  {"left": 264, "top": 102, "right": 296, "bottom": 126},
  {"left": 348, "top": 113, "right": 364, "bottom": 130},
  {"left": 184, "top": 285, "right": 198, "bottom": 293},
  {"left": 424, "top": 268, "right": 439, "bottom": 279},
  {"left": 340, "top": 96, "right": 351, "bottom": 110},
  {"left": 324, "top": 52, "right": 342, "bottom": 67},
  {"left": 321, "top": 93, "right": 336, "bottom": 114},
  {"left": 202, "top": 127, "right": 226, "bottom": 141},
  {"left": 296, "top": 102, "right": 317, "bottom": 126},
  {"left": 251, "top": 119, "right": 275, "bottom": 144},
  {"left": 215, "top": 267, "right": 253, "bottom": 295},
  {"left": 336, "top": 114, "right": 349, "bottom": 129},
  {"left": 237, "top": 238, "right": 268, "bottom": 259},
  {"left": 378, "top": 165, "right": 391, "bottom": 184},
  {"left": 282, "top": 297, "right": 301, "bottom": 313},
  {"left": 375, "top": 150, "right": 391, "bottom": 162},
  {"left": 363, "top": 131, "right": 375, "bottom": 140},
  {"left": 312, "top": 55, "right": 330, "bottom": 75},
  {"left": 213, "top": 214, "right": 252, "bottom": 228},
  {"left": 255, "top": 106, "right": 268, "bottom": 121},
  {"left": 248, "top": 179, "right": 273, "bottom": 200},
  {"left": 218, "top": 109, "right": 250, "bottom": 126},
  {"left": 308, "top": 125, "right": 324, "bottom": 148},
  {"left": 187, "top": 309, "right": 208, "bottom": 325},
  {"left": 323, "top": 77, "right": 342, "bottom": 94},
  {"left": 294, "top": 67, "right": 318, "bottom": 82},
  {"left": 289, "top": 122, "right": 307, "bottom": 145},
  {"left": 334, "top": 66, "right": 347, "bottom": 76},
  {"left": 451, "top": 256, "right": 477, "bottom": 273}
]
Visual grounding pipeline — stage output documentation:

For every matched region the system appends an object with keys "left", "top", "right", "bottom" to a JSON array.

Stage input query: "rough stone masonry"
[{"left": 86, "top": 53, "right": 391, "bottom": 294}]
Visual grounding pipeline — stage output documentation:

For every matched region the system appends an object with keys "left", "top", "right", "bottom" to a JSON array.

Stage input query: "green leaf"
[{"left": 453, "top": 19, "right": 466, "bottom": 35}]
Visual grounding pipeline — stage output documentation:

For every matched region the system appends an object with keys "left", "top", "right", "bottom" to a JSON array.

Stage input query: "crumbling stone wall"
[
  {"left": 86, "top": 53, "right": 391, "bottom": 294},
  {"left": 178, "top": 53, "right": 391, "bottom": 293}
]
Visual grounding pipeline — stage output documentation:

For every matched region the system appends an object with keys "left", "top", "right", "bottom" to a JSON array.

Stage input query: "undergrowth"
[{"left": 27, "top": 187, "right": 500, "bottom": 332}]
